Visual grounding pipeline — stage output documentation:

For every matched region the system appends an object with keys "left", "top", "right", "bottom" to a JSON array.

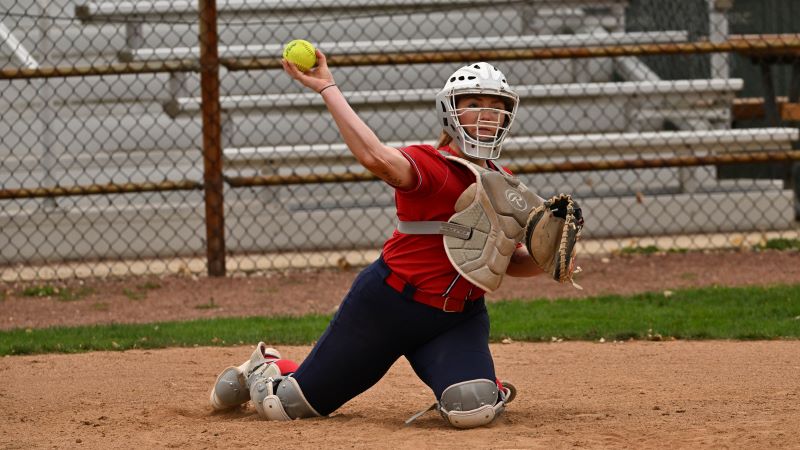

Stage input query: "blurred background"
[{"left": 1, "top": 0, "right": 799, "bottom": 281}]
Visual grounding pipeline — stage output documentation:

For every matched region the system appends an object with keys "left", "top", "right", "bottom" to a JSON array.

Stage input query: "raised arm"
[{"left": 282, "top": 50, "right": 416, "bottom": 190}]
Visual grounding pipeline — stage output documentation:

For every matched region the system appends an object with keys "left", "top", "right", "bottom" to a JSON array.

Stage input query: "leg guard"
[
  {"left": 405, "top": 379, "right": 516, "bottom": 426},
  {"left": 438, "top": 379, "right": 506, "bottom": 429},
  {"left": 248, "top": 371, "right": 321, "bottom": 421},
  {"left": 209, "top": 342, "right": 281, "bottom": 411}
]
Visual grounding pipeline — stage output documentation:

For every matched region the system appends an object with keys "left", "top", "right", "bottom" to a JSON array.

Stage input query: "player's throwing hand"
[{"left": 281, "top": 49, "right": 335, "bottom": 94}]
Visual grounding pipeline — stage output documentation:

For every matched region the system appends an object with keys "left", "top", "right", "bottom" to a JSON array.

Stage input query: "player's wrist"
[{"left": 318, "top": 82, "right": 337, "bottom": 94}]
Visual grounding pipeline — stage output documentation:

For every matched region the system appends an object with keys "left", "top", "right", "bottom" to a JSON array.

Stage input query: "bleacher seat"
[
  {"left": 222, "top": 128, "right": 799, "bottom": 172},
  {"left": 117, "top": 31, "right": 687, "bottom": 62},
  {"left": 164, "top": 78, "right": 743, "bottom": 118}
]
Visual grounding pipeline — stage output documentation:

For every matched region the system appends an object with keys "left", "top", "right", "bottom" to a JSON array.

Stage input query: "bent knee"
[{"left": 438, "top": 379, "right": 505, "bottom": 429}]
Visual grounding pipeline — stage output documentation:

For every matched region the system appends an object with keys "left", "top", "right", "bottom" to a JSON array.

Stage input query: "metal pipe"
[
  {"left": 708, "top": 0, "right": 731, "bottom": 80},
  {"left": 0, "top": 60, "right": 199, "bottom": 80},
  {"left": 0, "top": 180, "right": 202, "bottom": 200},
  {"left": 508, "top": 151, "right": 800, "bottom": 173},
  {"left": 34, "top": 0, "right": 58, "bottom": 210},
  {"left": 0, "top": 21, "right": 38, "bottom": 69},
  {"left": 222, "top": 34, "right": 800, "bottom": 70},
  {"left": 198, "top": 0, "right": 226, "bottom": 277},
  {"left": 223, "top": 151, "right": 800, "bottom": 187},
  {"left": 761, "top": 59, "right": 782, "bottom": 126}
]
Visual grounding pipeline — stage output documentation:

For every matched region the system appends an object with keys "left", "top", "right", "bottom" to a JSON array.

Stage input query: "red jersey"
[{"left": 382, "top": 144, "right": 510, "bottom": 300}]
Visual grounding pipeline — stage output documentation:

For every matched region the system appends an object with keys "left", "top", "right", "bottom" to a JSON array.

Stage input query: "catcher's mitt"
[{"left": 524, "top": 194, "right": 584, "bottom": 289}]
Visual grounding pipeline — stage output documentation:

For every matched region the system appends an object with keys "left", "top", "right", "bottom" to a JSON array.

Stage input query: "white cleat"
[{"left": 209, "top": 342, "right": 281, "bottom": 411}]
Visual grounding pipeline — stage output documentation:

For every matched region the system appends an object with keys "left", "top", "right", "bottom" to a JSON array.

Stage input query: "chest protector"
[{"left": 398, "top": 156, "right": 541, "bottom": 292}]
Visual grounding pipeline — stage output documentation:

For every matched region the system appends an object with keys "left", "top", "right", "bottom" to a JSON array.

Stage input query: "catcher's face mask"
[
  {"left": 454, "top": 95, "right": 513, "bottom": 145},
  {"left": 435, "top": 62, "right": 519, "bottom": 160}
]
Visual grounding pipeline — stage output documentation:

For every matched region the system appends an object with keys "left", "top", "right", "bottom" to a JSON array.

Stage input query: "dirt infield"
[
  {"left": 2, "top": 251, "right": 800, "bottom": 448},
  {"left": 2, "top": 341, "right": 799, "bottom": 449}
]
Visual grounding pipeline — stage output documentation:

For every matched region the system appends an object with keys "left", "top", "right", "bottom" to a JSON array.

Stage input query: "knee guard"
[
  {"left": 248, "top": 370, "right": 320, "bottom": 421},
  {"left": 438, "top": 379, "right": 506, "bottom": 429},
  {"left": 209, "top": 342, "right": 281, "bottom": 411}
]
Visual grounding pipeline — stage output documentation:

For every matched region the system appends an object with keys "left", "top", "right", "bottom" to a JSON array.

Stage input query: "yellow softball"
[{"left": 283, "top": 39, "right": 317, "bottom": 72}]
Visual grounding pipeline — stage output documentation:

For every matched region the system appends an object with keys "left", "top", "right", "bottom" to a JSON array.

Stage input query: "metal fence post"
[{"left": 198, "top": 0, "right": 226, "bottom": 276}]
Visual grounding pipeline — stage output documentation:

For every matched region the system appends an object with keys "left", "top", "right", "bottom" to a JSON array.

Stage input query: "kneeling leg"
[
  {"left": 405, "top": 307, "right": 513, "bottom": 428},
  {"left": 248, "top": 369, "right": 320, "bottom": 421},
  {"left": 209, "top": 342, "right": 293, "bottom": 411},
  {"left": 438, "top": 379, "right": 509, "bottom": 429}
]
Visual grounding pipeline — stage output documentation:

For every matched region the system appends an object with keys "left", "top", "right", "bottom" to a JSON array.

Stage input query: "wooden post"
[
  {"left": 789, "top": 59, "right": 800, "bottom": 103},
  {"left": 198, "top": 0, "right": 226, "bottom": 277},
  {"left": 759, "top": 59, "right": 781, "bottom": 126}
]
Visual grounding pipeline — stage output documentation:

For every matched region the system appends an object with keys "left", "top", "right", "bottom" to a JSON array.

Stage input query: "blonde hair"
[{"left": 436, "top": 130, "right": 453, "bottom": 149}]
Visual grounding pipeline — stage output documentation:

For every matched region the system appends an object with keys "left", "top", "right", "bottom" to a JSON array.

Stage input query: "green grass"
[
  {"left": 616, "top": 245, "right": 690, "bottom": 255},
  {"left": 122, "top": 281, "right": 161, "bottom": 301},
  {"left": 195, "top": 297, "right": 219, "bottom": 310},
  {"left": 2, "top": 284, "right": 799, "bottom": 356},
  {"left": 618, "top": 245, "right": 661, "bottom": 255},
  {"left": 1, "top": 315, "right": 333, "bottom": 356},
  {"left": 21, "top": 284, "right": 94, "bottom": 301},
  {"left": 756, "top": 238, "right": 800, "bottom": 251},
  {"left": 91, "top": 302, "right": 110, "bottom": 311},
  {"left": 22, "top": 285, "right": 58, "bottom": 297},
  {"left": 492, "top": 284, "right": 800, "bottom": 342},
  {"left": 57, "top": 286, "right": 94, "bottom": 302}
]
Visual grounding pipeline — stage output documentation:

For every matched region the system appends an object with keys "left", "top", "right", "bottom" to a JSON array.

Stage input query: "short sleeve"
[{"left": 395, "top": 145, "right": 450, "bottom": 198}]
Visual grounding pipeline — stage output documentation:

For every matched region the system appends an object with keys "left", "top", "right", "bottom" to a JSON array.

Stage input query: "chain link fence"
[{"left": 2, "top": 0, "right": 799, "bottom": 281}]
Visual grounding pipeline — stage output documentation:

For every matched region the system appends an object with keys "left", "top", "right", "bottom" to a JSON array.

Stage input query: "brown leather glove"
[{"left": 524, "top": 194, "right": 584, "bottom": 289}]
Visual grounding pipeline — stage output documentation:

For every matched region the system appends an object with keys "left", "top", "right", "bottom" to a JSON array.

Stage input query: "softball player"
[{"left": 209, "top": 51, "right": 544, "bottom": 428}]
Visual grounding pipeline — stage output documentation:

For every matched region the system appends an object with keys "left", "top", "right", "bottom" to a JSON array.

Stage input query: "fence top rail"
[
  {"left": 165, "top": 78, "right": 743, "bottom": 117},
  {"left": 220, "top": 33, "right": 800, "bottom": 70},
  {"left": 223, "top": 128, "right": 799, "bottom": 165},
  {"left": 75, "top": 0, "right": 627, "bottom": 22},
  {"left": 120, "top": 30, "right": 688, "bottom": 62}
]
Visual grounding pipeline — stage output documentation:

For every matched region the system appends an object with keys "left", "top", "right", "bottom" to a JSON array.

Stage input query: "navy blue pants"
[{"left": 292, "top": 257, "right": 496, "bottom": 416}]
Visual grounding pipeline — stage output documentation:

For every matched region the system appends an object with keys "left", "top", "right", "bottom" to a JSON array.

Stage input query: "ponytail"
[{"left": 436, "top": 130, "right": 453, "bottom": 149}]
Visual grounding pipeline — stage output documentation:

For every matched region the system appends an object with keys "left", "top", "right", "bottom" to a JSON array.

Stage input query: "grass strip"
[
  {"left": 493, "top": 284, "right": 800, "bottom": 341},
  {"left": 0, "top": 315, "right": 332, "bottom": 356},
  {"left": 2, "top": 284, "right": 799, "bottom": 356}
]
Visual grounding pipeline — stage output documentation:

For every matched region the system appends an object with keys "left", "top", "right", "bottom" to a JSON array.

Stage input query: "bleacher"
[
  {"left": 164, "top": 79, "right": 742, "bottom": 118},
  {"left": 1, "top": 0, "right": 797, "bottom": 262}
]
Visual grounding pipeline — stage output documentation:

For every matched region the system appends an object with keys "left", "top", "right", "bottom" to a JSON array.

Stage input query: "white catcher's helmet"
[{"left": 435, "top": 62, "right": 519, "bottom": 160}]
